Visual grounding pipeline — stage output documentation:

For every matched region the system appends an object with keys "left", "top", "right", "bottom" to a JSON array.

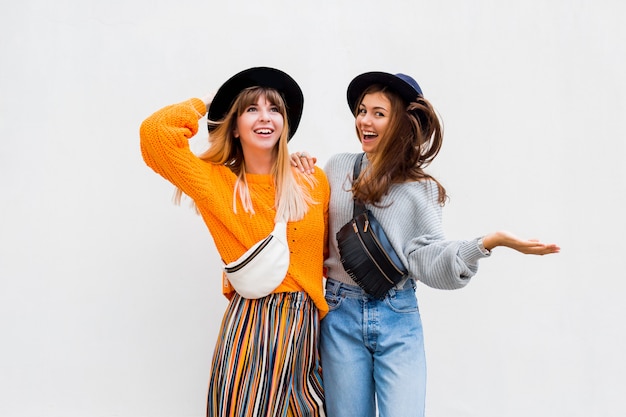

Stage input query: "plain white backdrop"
[{"left": 1, "top": 1, "right": 625, "bottom": 416}]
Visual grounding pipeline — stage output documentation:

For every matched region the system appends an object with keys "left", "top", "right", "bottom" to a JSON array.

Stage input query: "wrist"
[{"left": 482, "top": 232, "right": 500, "bottom": 251}]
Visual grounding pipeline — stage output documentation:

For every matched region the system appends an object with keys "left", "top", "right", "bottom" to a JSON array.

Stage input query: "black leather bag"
[{"left": 336, "top": 154, "right": 408, "bottom": 299}]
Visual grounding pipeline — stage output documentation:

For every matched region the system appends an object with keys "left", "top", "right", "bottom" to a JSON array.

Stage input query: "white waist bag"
[{"left": 223, "top": 221, "right": 290, "bottom": 299}]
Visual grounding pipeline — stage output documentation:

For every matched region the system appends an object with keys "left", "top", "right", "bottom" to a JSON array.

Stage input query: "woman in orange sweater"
[{"left": 140, "top": 67, "right": 329, "bottom": 416}]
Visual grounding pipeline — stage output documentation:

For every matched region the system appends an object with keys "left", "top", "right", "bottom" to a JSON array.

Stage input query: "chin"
[{"left": 361, "top": 142, "right": 377, "bottom": 153}]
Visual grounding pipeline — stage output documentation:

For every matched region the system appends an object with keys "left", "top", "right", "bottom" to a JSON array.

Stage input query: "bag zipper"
[
  {"left": 364, "top": 214, "right": 405, "bottom": 275},
  {"left": 352, "top": 219, "right": 395, "bottom": 284},
  {"left": 224, "top": 235, "right": 274, "bottom": 273}
]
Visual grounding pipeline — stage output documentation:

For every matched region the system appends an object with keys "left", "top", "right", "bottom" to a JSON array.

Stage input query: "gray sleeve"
[
  {"left": 406, "top": 235, "right": 490, "bottom": 290},
  {"left": 398, "top": 182, "right": 491, "bottom": 290}
]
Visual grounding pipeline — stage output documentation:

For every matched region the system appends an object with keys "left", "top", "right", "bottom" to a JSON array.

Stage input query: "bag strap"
[{"left": 352, "top": 153, "right": 366, "bottom": 216}]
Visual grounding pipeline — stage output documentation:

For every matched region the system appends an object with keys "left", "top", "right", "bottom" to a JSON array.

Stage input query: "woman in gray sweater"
[{"left": 293, "top": 71, "right": 559, "bottom": 417}]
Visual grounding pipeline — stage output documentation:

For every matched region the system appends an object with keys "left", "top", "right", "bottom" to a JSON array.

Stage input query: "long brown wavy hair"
[{"left": 351, "top": 84, "right": 447, "bottom": 206}]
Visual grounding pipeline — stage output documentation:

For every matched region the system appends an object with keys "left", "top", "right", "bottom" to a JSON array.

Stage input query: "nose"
[
  {"left": 260, "top": 108, "right": 272, "bottom": 122},
  {"left": 359, "top": 112, "right": 373, "bottom": 125}
]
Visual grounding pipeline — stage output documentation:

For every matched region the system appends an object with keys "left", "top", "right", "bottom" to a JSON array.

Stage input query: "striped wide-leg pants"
[{"left": 207, "top": 292, "right": 325, "bottom": 417}]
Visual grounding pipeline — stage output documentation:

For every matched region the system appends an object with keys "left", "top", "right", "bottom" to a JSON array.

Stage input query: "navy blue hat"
[
  {"left": 347, "top": 71, "right": 423, "bottom": 114},
  {"left": 208, "top": 67, "right": 304, "bottom": 140}
]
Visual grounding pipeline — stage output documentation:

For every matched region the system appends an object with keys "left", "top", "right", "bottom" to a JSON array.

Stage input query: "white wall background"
[{"left": 1, "top": 1, "right": 624, "bottom": 416}]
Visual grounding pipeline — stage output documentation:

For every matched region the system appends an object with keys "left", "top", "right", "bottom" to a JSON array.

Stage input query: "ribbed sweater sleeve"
[
  {"left": 324, "top": 152, "right": 490, "bottom": 290},
  {"left": 139, "top": 99, "right": 330, "bottom": 317},
  {"left": 140, "top": 98, "right": 214, "bottom": 202}
]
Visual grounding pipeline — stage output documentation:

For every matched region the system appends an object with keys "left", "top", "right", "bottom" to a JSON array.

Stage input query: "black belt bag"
[{"left": 336, "top": 154, "right": 408, "bottom": 299}]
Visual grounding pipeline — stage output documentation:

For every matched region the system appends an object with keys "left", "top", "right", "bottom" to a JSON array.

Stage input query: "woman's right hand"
[{"left": 290, "top": 151, "right": 317, "bottom": 174}]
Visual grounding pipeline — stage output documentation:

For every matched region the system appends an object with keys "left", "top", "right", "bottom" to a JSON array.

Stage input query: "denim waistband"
[{"left": 325, "top": 277, "right": 416, "bottom": 299}]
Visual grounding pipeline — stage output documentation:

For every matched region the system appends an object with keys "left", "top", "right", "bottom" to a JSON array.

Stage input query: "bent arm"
[
  {"left": 407, "top": 235, "right": 489, "bottom": 290},
  {"left": 139, "top": 98, "right": 213, "bottom": 201}
]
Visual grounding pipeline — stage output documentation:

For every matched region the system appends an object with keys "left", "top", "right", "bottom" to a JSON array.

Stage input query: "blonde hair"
[{"left": 176, "top": 87, "right": 315, "bottom": 222}]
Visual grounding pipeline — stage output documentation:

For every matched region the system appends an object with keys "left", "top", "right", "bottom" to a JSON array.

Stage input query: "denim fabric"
[{"left": 320, "top": 278, "right": 426, "bottom": 417}]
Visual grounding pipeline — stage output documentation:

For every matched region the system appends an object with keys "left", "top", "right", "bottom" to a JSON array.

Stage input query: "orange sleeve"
[{"left": 139, "top": 98, "right": 213, "bottom": 202}]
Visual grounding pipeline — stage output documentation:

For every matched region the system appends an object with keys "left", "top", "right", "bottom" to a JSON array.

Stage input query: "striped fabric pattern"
[{"left": 207, "top": 292, "right": 325, "bottom": 417}]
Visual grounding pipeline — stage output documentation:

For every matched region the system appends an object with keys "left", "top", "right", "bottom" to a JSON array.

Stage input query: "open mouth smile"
[{"left": 362, "top": 131, "right": 378, "bottom": 141}]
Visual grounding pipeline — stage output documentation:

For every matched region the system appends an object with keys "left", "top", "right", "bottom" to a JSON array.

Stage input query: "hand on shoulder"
[{"left": 290, "top": 151, "right": 317, "bottom": 175}]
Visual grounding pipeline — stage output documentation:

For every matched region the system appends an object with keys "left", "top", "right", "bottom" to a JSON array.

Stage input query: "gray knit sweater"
[{"left": 324, "top": 152, "right": 490, "bottom": 290}]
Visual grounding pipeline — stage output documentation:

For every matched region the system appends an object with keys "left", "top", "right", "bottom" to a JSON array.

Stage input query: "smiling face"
[
  {"left": 355, "top": 91, "right": 391, "bottom": 155},
  {"left": 233, "top": 93, "right": 285, "bottom": 156}
]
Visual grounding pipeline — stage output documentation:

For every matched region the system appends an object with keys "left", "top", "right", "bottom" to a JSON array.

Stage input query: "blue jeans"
[{"left": 320, "top": 278, "right": 426, "bottom": 417}]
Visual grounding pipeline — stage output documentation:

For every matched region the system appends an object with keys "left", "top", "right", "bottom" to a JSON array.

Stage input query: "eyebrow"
[{"left": 360, "top": 104, "right": 388, "bottom": 112}]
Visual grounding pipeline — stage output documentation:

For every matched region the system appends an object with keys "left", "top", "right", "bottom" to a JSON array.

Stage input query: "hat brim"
[
  {"left": 208, "top": 67, "right": 304, "bottom": 140},
  {"left": 347, "top": 71, "right": 422, "bottom": 114}
]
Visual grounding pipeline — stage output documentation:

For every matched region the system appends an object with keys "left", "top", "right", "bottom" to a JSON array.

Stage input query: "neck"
[{"left": 243, "top": 150, "right": 274, "bottom": 174}]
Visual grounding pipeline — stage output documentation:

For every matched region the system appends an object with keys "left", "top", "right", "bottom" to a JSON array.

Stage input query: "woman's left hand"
[
  {"left": 290, "top": 151, "right": 317, "bottom": 174},
  {"left": 482, "top": 231, "right": 560, "bottom": 255}
]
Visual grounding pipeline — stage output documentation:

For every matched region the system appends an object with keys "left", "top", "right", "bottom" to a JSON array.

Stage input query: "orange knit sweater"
[{"left": 139, "top": 98, "right": 330, "bottom": 317}]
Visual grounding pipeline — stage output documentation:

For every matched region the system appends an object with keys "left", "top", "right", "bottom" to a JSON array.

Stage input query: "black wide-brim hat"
[
  {"left": 208, "top": 67, "right": 304, "bottom": 140},
  {"left": 347, "top": 71, "right": 423, "bottom": 114}
]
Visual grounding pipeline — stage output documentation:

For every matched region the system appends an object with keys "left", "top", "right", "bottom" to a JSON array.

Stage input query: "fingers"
[
  {"left": 526, "top": 240, "right": 561, "bottom": 255},
  {"left": 536, "top": 243, "right": 560, "bottom": 255},
  {"left": 290, "top": 151, "right": 316, "bottom": 174},
  {"left": 515, "top": 240, "right": 561, "bottom": 255}
]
